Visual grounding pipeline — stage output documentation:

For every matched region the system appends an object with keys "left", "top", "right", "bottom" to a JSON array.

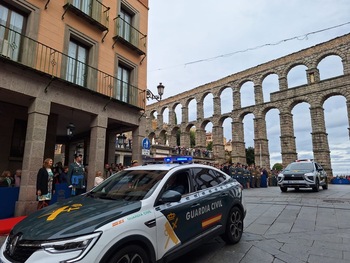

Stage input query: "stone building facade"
[
  {"left": 146, "top": 33, "right": 350, "bottom": 177},
  {"left": 0, "top": 0, "right": 149, "bottom": 216}
]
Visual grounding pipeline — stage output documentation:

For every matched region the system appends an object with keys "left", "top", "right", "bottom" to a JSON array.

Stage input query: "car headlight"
[
  {"left": 304, "top": 173, "right": 314, "bottom": 181},
  {"left": 41, "top": 232, "right": 101, "bottom": 262}
]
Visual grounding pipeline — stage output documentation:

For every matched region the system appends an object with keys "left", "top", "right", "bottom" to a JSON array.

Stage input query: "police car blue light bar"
[{"left": 164, "top": 156, "right": 193, "bottom": 164}]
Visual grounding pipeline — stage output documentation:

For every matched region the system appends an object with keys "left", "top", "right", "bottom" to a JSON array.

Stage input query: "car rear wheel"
[
  {"left": 280, "top": 186, "right": 287, "bottom": 192},
  {"left": 221, "top": 207, "right": 243, "bottom": 244},
  {"left": 108, "top": 245, "right": 149, "bottom": 263}
]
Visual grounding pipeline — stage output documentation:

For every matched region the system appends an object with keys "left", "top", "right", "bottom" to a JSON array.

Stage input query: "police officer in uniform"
[{"left": 68, "top": 153, "right": 85, "bottom": 196}]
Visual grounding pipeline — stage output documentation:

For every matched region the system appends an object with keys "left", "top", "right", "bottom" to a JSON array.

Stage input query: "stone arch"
[
  {"left": 203, "top": 92, "right": 214, "bottom": 118},
  {"left": 187, "top": 98, "right": 197, "bottom": 122},
  {"left": 220, "top": 86, "right": 233, "bottom": 114},
  {"left": 287, "top": 64, "right": 308, "bottom": 88},
  {"left": 158, "top": 129, "right": 168, "bottom": 145},
  {"left": 173, "top": 103, "right": 182, "bottom": 125},
  {"left": 162, "top": 107, "right": 169, "bottom": 124},
  {"left": 240, "top": 80, "right": 255, "bottom": 107},
  {"left": 317, "top": 54, "right": 344, "bottom": 80},
  {"left": 262, "top": 73, "right": 279, "bottom": 103}
]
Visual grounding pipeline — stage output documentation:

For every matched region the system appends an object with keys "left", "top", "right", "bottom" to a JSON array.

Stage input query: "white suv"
[
  {"left": 277, "top": 159, "right": 328, "bottom": 192},
  {"left": 1, "top": 157, "right": 245, "bottom": 263}
]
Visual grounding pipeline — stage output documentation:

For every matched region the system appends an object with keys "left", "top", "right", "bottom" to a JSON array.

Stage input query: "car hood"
[
  {"left": 11, "top": 195, "right": 141, "bottom": 240},
  {"left": 283, "top": 170, "right": 310, "bottom": 175}
]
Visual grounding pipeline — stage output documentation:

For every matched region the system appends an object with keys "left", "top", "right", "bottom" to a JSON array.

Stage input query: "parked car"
[
  {"left": 277, "top": 159, "right": 328, "bottom": 192},
  {"left": 0, "top": 157, "right": 246, "bottom": 263}
]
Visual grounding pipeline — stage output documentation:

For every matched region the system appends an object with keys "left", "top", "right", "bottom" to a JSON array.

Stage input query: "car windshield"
[
  {"left": 90, "top": 169, "right": 167, "bottom": 201},
  {"left": 285, "top": 162, "right": 314, "bottom": 172}
]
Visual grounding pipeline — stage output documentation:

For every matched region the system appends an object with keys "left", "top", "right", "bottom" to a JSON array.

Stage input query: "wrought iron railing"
[
  {"left": 114, "top": 16, "right": 147, "bottom": 54},
  {"left": 63, "top": 0, "right": 109, "bottom": 30},
  {"left": 0, "top": 24, "right": 145, "bottom": 109}
]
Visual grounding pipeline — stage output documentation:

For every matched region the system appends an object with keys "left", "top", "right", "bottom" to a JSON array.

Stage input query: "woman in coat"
[{"left": 36, "top": 158, "right": 55, "bottom": 209}]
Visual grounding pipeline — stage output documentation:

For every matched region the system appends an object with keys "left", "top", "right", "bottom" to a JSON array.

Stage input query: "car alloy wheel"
[
  {"left": 222, "top": 207, "right": 243, "bottom": 244},
  {"left": 109, "top": 245, "right": 149, "bottom": 263}
]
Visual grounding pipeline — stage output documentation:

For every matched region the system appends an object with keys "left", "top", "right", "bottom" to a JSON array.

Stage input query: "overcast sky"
[{"left": 146, "top": 0, "right": 350, "bottom": 175}]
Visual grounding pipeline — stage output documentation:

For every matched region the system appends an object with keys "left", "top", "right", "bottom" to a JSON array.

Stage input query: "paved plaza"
[
  {"left": 172, "top": 184, "right": 350, "bottom": 263},
  {"left": 1, "top": 185, "right": 349, "bottom": 262}
]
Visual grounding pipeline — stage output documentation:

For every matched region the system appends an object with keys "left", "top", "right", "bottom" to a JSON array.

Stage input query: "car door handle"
[{"left": 191, "top": 203, "right": 200, "bottom": 208}]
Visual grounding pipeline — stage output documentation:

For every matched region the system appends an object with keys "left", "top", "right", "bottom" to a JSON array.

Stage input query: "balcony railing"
[
  {"left": 63, "top": 0, "right": 109, "bottom": 32},
  {"left": 0, "top": 24, "right": 145, "bottom": 109},
  {"left": 113, "top": 16, "right": 147, "bottom": 55}
]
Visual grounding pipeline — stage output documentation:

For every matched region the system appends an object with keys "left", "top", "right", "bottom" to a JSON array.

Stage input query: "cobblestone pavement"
[
  {"left": 1, "top": 185, "right": 349, "bottom": 262},
  {"left": 171, "top": 184, "right": 350, "bottom": 263}
]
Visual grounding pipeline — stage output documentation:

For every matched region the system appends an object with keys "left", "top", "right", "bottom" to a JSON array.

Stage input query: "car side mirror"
[{"left": 159, "top": 190, "right": 182, "bottom": 203}]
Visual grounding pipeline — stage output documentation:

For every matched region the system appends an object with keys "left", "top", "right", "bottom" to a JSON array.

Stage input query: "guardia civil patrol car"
[{"left": 0, "top": 157, "right": 246, "bottom": 263}]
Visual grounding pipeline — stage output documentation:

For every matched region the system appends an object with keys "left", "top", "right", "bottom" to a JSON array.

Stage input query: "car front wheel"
[
  {"left": 108, "top": 245, "right": 149, "bottom": 263},
  {"left": 313, "top": 179, "right": 320, "bottom": 192},
  {"left": 280, "top": 186, "right": 287, "bottom": 192},
  {"left": 221, "top": 207, "right": 243, "bottom": 244}
]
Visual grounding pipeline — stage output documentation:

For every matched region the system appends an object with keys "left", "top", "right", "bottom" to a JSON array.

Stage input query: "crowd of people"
[
  {"left": 0, "top": 169, "right": 22, "bottom": 187},
  {"left": 1, "top": 155, "right": 278, "bottom": 211},
  {"left": 219, "top": 162, "right": 279, "bottom": 189}
]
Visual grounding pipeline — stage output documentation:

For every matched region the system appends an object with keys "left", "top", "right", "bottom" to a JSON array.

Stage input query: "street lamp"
[
  {"left": 117, "top": 134, "right": 126, "bottom": 148},
  {"left": 146, "top": 82, "right": 164, "bottom": 102},
  {"left": 66, "top": 123, "right": 75, "bottom": 138}
]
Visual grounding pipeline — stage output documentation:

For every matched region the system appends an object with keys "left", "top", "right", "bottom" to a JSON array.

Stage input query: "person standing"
[
  {"left": 36, "top": 158, "right": 55, "bottom": 209},
  {"left": 131, "top": 160, "right": 139, "bottom": 167},
  {"left": 67, "top": 153, "right": 85, "bottom": 196},
  {"left": 14, "top": 169, "right": 22, "bottom": 187},
  {"left": 59, "top": 166, "right": 69, "bottom": 184},
  {"left": 94, "top": 171, "right": 104, "bottom": 186}
]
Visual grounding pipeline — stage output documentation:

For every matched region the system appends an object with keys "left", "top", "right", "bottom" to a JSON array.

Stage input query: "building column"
[
  {"left": 169, "top": 109, "right": 175, "bottom": 126},
  {"left": 213, "top": 96, "right": 221, "bottom": 116},
  {"left": 15, "top": 98, "right": 51, "bottom": 216},
  {"left": 212, "top": 125, "right": 225, "bottom": 161},
  {"left": 197, "top": 101, "right": 204, "bottom": 121},
  {"left": 306, "top": 68, "right": 320, "bottom": 84},
  {"left": 107, "top": 131, "right": 116, "bottom": 165},
  {"left": 231, "top": 118, "right": 246, "bottom": 164},
  {"left": 195, "top": 128, "right": 206, "bottom": 149},
  {"left": 254, "top": 83, "right": 263, "bottom": 105},
  {"left": 157, "top": 112, "right": 163, "bottom": 129},
  {"left": 87, "top": 115, "right": 107, "bottom": 190},
  {"left": 342, "top": 58, "right": 350, "bottom": 75},
  {"left": 180, "top": 130, "right": 190, "bottom": 148},
  {"left": 233, "top": 89, "right": 241, "bottom": 109},
  {"left": 279, "top": 110, "right": 297, "bottom": 166},
  {"left": 253, "top": 116, "right": 270, "bottom": 168},
  {"left": 310, "top": 105, "right": 333, "bottom": 177},
  {"left": 133, "top": 116, "right": 146, "bottom": 163},
  {"left": 182, "top": 106, "right": 188, "bottom": 124},
  {"left": 278, "top": 76, "right": 288, "bottom": 91},
  {"left": 346, "top": 101, "right": 350, "bottom": 139}
]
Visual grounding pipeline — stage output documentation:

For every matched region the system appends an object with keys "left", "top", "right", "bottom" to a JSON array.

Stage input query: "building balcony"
[
  {"left": 0, "top": 24, "right": 145, "bottom": 109},
  {"left": 62, "top": 0, "right": 110, "bottom": 32},
  {"left": 113, "top": 16, "right": 147, "bottom": 55}
]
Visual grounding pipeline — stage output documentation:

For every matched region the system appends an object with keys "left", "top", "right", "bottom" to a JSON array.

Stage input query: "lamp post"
[
  {"left": 146, "top": 82, "right": 165, "bottom": 102},
  {"left": 66, "top": 123, "right": 75, "bottom": 139},
  {"left": 117, "top": 134, "right": 126, "bottom": 148}
]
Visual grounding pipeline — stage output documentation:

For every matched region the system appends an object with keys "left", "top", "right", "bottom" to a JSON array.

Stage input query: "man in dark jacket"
[{"left": 67, "top": 154, "right": 85, "bottom": 195}]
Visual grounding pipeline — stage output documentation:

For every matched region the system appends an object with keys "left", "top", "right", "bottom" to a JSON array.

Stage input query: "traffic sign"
[
  {"left": 142, "top": 149, "right": 150, "bottom": 156},
  {"left": 142, "top": 138, "right": 151, "bottom": 150}
]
